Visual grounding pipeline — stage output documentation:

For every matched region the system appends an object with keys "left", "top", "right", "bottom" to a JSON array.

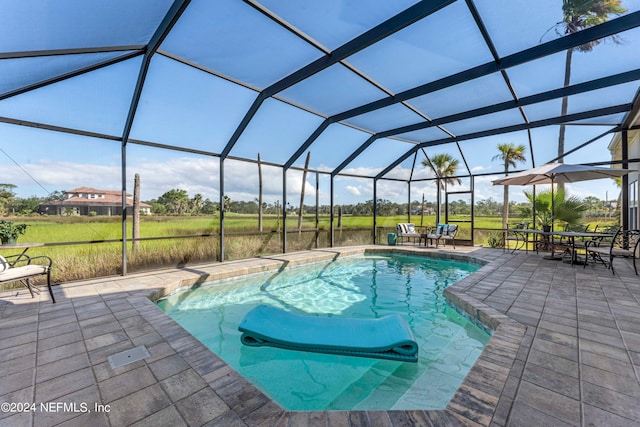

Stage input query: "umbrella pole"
[
  {"left": 551, "top": 179, "right": 554, "bottom": 253},
  {"left": 543, "top": 178, "right": 562, "bottom": 260},
  {"left": 532, "top": 186, "right": 536, "bottom": 229},
  {"left": 549, "top": 179, "right": 563, "bottom": 259},
  {"left": 551, "top": 178, "right": 554, "bottom": 233}
]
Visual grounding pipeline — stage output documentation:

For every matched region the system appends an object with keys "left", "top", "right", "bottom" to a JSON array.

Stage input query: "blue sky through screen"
[{"left": 1, "top": 0, "right": 638, "bottom": 208}]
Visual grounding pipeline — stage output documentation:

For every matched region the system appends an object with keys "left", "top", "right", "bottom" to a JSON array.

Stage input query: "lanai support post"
[
  {"left": 330, "top": 176, "right": 335, "bottom": 247},
  {"left": 408, "top": 181, "right": 411, "bottom": 224},
  {"left": 623, "top": 130, "right": 629, "bottom": 231},
  {"left": 283, "top": 170, "right": 287, "bottom": 254},
  {"left": 121, "top": 144, "right": 127, "bottom": 275},
  {"left": 315, "top": 172, "right": 319, "bottom": 248},
  {"left": 219, "top": 160, "right": 225, "bottom": 262},
  {"left": 373, "top": 179, "right": 378, "bottom": 245}
]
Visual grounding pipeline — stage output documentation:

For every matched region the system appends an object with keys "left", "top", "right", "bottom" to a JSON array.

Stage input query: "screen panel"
[
  {"left": 0, "top": 58, "right": 142, "bottom": 136},
  {"left": 130, "top": 55, "right": 257, "bottom": 153},
  {"left": 345, "top": 1, "right": 493, "bottom": 93},
  {"left": 160, "top": 0, "right": 324, "bottom": 89},
  {"left": 0, "top": 0, "right": 173, "bottom": 52}
]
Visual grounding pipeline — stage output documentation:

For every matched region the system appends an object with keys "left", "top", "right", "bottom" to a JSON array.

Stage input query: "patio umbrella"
[
  {"left": 492, "top": 162, "right": 629, "bottom": 230},
  {"left": 491, "top": 162, "right": 629, "bottom": 186}
]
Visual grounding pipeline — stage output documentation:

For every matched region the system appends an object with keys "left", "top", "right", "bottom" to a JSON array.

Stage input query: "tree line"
[{"left": 0, "top": 183, "right": 615, "bottom": 218}]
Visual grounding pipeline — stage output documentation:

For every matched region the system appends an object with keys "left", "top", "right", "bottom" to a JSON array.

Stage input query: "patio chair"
[
  {"left": 396, "top": 223, "right": 421, "bottom": 245},
  {"left": 440, "top": 224, "right": 458, "bottom": 248},
  {"left": 569, "top": 225, "right": 618, "bottom": 262},
  {"left": 582, "top": 225, "right": 619, "bottom": 251},
  {"left": 570, "top": 224, "right": 597, "bottom": 253},
  {"left": 0, "top": 253, "right": 55, "bottom": 303},
  {"left": 584, "top": 229, "right": 640, "bottom": 275},
  {"left": 504, "top": 223, "right": 528, "bottom": 253},
  {"left": 555, "top": 223, "right": 589, "bottom": 258},
  {"left": 427, "top": 224, "right": 458, "bottom": 248},
  {"left": 425, "top": 224, "right": 444, "bottom": 247}
]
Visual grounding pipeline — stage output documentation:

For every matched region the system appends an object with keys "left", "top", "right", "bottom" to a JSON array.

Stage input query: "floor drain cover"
[{"left": 107, "top": 345, "right": 150, "bottom": 369}]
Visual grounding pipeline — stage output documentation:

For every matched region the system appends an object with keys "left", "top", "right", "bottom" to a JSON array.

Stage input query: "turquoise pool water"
[{"left": 156, "top": 254, "right": 491, "bottom": 410}]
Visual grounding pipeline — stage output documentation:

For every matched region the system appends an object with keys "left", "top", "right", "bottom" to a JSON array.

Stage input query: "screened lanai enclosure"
[{"left": 1, "top": 0, "right": 640, "bottom": 278}]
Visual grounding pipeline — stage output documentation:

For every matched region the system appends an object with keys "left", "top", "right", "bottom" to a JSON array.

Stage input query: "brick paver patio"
[{"left": 1, "top": 246, "right": 639, "bottom": 426}]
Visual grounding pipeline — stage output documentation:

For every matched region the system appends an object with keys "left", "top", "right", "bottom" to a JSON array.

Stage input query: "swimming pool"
[{"left": 157, "top": 253, "right": 491, "bottom": 411}]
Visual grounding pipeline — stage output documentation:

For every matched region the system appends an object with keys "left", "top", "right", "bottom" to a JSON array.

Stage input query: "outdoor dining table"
[
  {"left": 552, "top": 231, "right": 615, "bottom": 265},
  {"left": 511, "top": 229, "right": 550, "bottom": 254},
  {"left": 511, "top": 229, "right": 615, "bottom": 265}
]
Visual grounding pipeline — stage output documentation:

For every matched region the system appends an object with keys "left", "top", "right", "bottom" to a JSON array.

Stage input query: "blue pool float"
[{"left": 238, "top": 305, "right": 418, "bottom": 362}]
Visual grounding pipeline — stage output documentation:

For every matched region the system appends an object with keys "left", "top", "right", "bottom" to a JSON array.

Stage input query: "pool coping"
[
  {"left": 141, "top": 245, "right": 526, "bottom": 425},
  {"left": 0, "top": 245, "right": 525, "bottom": 426}
]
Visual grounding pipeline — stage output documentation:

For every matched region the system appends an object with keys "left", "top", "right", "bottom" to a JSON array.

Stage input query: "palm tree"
[
  {"left": 422, "top": 153, "right": 461, "bottom": 223},
  {"left": 190, "top": 193, "right": 203, "bottom": 214},
  {"left": 493, "top": 143, "right": 527, "bottom": 231},
  {"left": 222, "top": 195, "right": 231, "bottom": 213},
  {"left": 612, "top": 175, "right": 622, "bottom": 219},
  {"left": 551, "top": 1, "right": 626, "bottom": 189},
  {"left": 519, "top": 188, "right": 587, "bottom": 228}
]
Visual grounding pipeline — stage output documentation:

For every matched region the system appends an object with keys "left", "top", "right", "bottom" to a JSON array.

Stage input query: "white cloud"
[
  {"left": 345, "top": 185, "right": 361, "bottom": 196},
  {"left": 471, "top": 165, "right": 486, "bottom": 173},
  {"left": 376, "top": 180, "right": 406, "bottom": 200},
  {"left": 4, "top": 156, "right": 329, "bottom": 204},
  {"left": 340, "top": 166, "right": 381, "bottom": 177},
  {"left": 566, "top": 182, "right": 620, "bottom": 202},
  {"left": 4, "top": 160, "right": 120, "bottom": 196},
  {"left": 408, "top": 183, "right": 438, "bottom": 201},
  {"left": 383, "top": 166, "right": 410, "bottom": 180},
  {"left": 130, "top": 157, "right": 220, "bottom": 200},
  {"left": 5, "top": 154, "right": 621, "bottom": 208},
  {"left": 411, "top": 168, "right": 435, "bottom": 180}
]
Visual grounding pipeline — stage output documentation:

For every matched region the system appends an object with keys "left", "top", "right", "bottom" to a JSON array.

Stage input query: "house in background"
[{"left": 39, "top": 187, "right": 151, "bottom": 216}]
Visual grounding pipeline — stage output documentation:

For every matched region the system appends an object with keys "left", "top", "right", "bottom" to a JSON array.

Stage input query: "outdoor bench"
[
  {"left": 396, "top": 223, "right": 421, "bottom": 244},
  {"left": 0, "top": 253, "right": 55, "bottom": 303}
]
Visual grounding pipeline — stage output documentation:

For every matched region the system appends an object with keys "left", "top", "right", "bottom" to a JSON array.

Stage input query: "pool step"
[{"left": 325, "top": 360, "right": 406, "bottom": 410}]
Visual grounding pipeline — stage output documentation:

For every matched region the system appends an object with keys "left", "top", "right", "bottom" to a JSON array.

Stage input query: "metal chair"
[
  {"left": 585, "top": 229, "right": 640, "bottom": 275},
  {"left": 504, "top": 223, "right": 527, "bottom": 254},
  {"left": 440, "top": 224, "right": 458, "bottom": 249},
  {"left": 555, "top": 223, "right": 589, "bottom": 259}
]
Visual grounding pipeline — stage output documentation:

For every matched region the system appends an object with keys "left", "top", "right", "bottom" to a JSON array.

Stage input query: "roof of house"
[
  {"left": 43, "top": 187, "right": 151, "bottom": 208},
  {"left": 44, "top": 197, "right": 151, "bottom": 208},
  {"left": 66, "top": 187, "right": 130, "bottom": 197}
]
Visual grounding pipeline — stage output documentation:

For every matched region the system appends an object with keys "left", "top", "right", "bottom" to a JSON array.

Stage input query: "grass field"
[
  {"left": 0, "top": 214, "right": 616, "bottom": 285},
  {"left": 1, "top": 213, "right": 515, "bottom": 241}
]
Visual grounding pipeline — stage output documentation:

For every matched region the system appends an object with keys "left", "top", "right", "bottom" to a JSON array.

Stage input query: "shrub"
[{"left": 487, "top": 231, "right": 503, "bottom": 248}]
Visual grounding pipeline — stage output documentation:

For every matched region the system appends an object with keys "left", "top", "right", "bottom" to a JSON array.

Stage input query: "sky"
[{"left": 1, "top": 0, "right": 638, "bottom": 208}]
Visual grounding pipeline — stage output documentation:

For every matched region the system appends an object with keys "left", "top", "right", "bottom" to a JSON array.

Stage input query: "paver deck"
[{"left": 1, "top": 245, "right": 639, "bottom": 426}]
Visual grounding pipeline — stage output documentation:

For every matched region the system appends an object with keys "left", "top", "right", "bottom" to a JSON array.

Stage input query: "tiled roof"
[
  {"left": 66, "top": 187, "right": 130, "bottom": 197},
  {"left": 45, "top": 191, "right": 151, "bottom": 208}
]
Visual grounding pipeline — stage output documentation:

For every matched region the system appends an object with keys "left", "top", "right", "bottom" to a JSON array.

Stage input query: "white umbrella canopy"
[
  {"left": 492, "top": 162, "right": 629, "bottom": 186},
  {"left": 492, "top": 162, "right": 629, "bottom": 234}
]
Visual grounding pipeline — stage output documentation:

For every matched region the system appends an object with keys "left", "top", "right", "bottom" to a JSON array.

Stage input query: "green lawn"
[
  {"left": 0, "top": 214, "right": 616, "bottom": 284},
  {"left": 3, "top": 214, "right": 613, "bottom": 244}
]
